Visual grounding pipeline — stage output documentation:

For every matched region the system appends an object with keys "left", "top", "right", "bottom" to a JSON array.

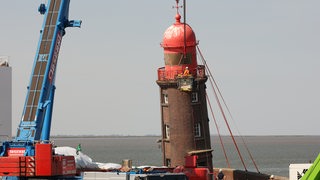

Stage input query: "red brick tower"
[{"left": 156, "top": 5, "right": 213, "bottom": 170}]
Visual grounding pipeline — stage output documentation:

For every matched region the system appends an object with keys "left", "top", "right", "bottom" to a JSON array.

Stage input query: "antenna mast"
[
  {"left": 175, "top": 0, "right": 187, "bottom": 58},
  {"left": 183, "top": 0, "right": 187, "bottom": 58}
]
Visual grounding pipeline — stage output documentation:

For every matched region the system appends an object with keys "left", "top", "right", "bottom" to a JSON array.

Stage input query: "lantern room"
[{"left": 161, "top": 13, "right": 198, "bottom": 80}]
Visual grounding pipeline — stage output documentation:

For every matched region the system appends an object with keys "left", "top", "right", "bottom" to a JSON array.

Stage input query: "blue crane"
[{"left": 0, "top": 0, "right": 81, "bottom": 179}]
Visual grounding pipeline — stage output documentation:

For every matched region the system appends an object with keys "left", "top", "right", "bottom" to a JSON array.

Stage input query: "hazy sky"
[{"left": 0, "top": 0, "right": 319, "bottom": 136}]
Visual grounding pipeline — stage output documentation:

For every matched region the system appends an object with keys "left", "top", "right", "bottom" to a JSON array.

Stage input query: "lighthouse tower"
[{"left": 156, "top": 3, "right": 213, "bottom": 170}]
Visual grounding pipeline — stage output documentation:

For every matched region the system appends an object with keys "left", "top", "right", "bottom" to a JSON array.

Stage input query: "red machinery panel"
[
  {"left": 0, "top": 156, "right": 35, "bottom": 177},
  {"left": 185, "top": 167, "right": 210, "bottom": 180},
  {"left": 35, "top": 143, "right": 53, "bottom": 176},
  {"left": 51, "top": 156, "right": 77, "bottom": 176},
  {"left": 0, "top": 156, "right": 20, "bottom": 176},
  {"left": 185, "top": 155, "right": 198, "bottom": 168},
  {"left": 61, "top": 156, "right": 77, "bottom": 175},
  {"left": 0, "top": 144, "right": 78, "bottom": 177}
]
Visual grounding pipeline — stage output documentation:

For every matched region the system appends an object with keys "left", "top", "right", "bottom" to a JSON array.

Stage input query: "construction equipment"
[
  {"left": 301, "top": 153, "right": 320, "bottom": 180},
  {"left": 0, "top": 0, "right": 81, "bottom": 179}
]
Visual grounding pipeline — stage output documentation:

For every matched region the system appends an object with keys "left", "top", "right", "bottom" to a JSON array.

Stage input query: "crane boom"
[
  {"left": 0, "top": 0, "right": 81, "bottom": 179},
  {"left": 17, "top": 0, "right": 80, "bottom": 142}
]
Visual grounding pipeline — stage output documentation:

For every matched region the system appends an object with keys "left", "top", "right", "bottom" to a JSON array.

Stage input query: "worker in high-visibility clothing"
[
  {"left": 183, "top": 67, "right": 189, "bottom": 76},
  {"left": 76, "top": 144, "right": 81, "bottom": 155}
]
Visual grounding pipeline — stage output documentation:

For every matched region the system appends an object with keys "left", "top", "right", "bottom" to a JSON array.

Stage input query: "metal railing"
[{"left": 157, "top": 65, "right": 206, "bottom": 81}]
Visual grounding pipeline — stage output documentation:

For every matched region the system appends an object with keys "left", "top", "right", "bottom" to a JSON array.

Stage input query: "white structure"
[
  {"left": 0, "top": 56, "right": 12, "bottom": 140},
  {"left": 289, "top": 163, "right": 312, "bottom": 180}
]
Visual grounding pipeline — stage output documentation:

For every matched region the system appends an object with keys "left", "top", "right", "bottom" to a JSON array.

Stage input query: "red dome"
[
  {"left": 161, "top": 14, "right": 197, "bottom": 48},
  {"left": 159, "top": 13, "right": 199, "bottom": 80}
]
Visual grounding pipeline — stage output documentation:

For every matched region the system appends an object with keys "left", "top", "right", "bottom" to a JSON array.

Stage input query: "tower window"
[
  {"left": 163, "top": 93, "right": 168, "bottom": 104},
  {"left": 166, "top": 158, "right": 171, "bottom": 167},
  {"left": 165, "top": 124, "right": 170, "bottom": 139},
  {"left": 191, "top": 92, "right": 198, "bottom": 103},
  {"left": 194, "top": 123, "right": 201, "bottom": 137}
]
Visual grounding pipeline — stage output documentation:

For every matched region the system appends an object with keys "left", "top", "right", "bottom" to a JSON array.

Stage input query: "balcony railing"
[{"left": 157, "top": 65, "right": 206, "bottom": 81}]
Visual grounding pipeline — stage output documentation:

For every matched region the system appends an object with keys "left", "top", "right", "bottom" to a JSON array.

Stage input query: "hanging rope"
[{"left": 240, "top": 136, "right": 260, "bottom": 173}]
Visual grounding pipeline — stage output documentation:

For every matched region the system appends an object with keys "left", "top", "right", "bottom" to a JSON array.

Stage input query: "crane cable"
[
  {"left": 206, "top": 93, "right": 231, "bottom": 168},
  {"left": 183, "top": 0, "right": 187, "bottom": 58},
  {"left": 197, "top": 45, "right": 261, "bottom": 173},
  {"left": 197, "top": 45, "right": 255, "bottom": 172},
  {"left": 174, "top": 0, "right": 186, "bottom": 67},
  {"left": 206, "top": 69, "right": 247, "bottom": 171}
]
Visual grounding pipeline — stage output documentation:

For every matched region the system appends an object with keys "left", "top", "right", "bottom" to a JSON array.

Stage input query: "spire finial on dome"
[{"left": 173, "top": 0, "right": 182, "bottom": 23}]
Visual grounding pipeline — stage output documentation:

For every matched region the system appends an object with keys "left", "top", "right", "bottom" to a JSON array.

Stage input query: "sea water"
[{"left": 51, "top": 135, "right": 320, "bottom": 177}]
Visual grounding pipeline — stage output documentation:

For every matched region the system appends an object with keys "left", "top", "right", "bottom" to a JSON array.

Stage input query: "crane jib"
[
  {"left": 48, "top": 31, "right": 62, "bottom": 84},
  {"left": 16, "top": 0, "right": 69, "bottom": 140}
]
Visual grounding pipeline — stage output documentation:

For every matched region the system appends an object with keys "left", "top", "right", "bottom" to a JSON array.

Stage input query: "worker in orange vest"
[{"left": 183, "top": 67, "right": 190, "bottom": 76}]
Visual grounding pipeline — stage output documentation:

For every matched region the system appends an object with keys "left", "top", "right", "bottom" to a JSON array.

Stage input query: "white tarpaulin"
[{"left": 54, "top": 146, "right": 121, "bottom": 170}]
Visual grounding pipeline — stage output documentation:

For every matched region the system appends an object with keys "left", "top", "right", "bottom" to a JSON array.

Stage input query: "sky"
[{"left": 0, "top": 0, "right": 319, "bottom": 136}]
